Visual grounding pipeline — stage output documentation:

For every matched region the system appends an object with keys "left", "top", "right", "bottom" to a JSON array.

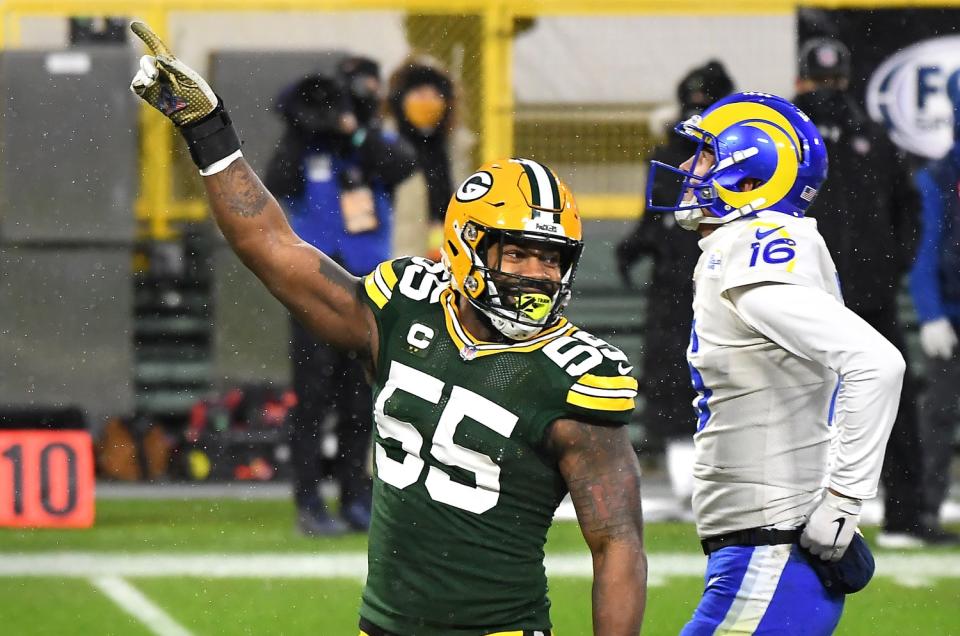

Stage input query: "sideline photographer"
[{"left": 265, "top": 56, "right": 416, "bottom": 536}]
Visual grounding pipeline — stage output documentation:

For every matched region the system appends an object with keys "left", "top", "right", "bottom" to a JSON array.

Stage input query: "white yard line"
[
  {"left": 89, "top": 576, "right": 194, "bottom": 636},
  {"left": 2, "top": 552, "right": 959, "bottom": 587},
  {"left": 91, "top": 481, "right": 960, "bottom": 525},
  {"left": 2, "top": 553, "right": 368, "bottom": 578},
  {"left": 554, "top": 498, "right": 960, "bottom": 524}
]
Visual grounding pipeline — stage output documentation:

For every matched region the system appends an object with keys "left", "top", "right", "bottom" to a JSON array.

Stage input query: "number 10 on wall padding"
[{"left": 0, "top": 431, "right": 95, "bottom": 528}]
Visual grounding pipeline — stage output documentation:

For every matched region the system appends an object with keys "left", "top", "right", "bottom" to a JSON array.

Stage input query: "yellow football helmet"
[{"left": 441, "top": 158, "right": 583, "bottom": 340}]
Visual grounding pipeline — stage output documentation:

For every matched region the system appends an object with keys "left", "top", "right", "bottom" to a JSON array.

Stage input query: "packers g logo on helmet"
[
  {"left": 456, "top": 171, "right": 493, "bottom": 202},
  {"left": 645, "top": 92, "right": 828, "bottom": 231},
  {"left": 441, "top": 158, "right": 583, "bottom": 341}
]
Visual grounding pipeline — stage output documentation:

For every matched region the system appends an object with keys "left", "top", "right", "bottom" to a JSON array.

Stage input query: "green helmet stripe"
[{"left": 514, "top": 158, "right": 561, "bottom": 210}]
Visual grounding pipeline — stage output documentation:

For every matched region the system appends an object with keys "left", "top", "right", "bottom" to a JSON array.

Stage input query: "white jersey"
[{"left": 689, "top": 211, "right": 844, "bottom": 537}]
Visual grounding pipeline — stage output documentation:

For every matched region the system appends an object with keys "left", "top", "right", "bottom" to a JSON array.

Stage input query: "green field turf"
[{"left": 0, "top": 499, "right": 958, "bottom": 635}]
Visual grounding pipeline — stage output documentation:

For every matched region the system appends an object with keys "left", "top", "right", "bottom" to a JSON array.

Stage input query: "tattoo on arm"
[
  {"left": 553, "top": 421, "right": 644, "bottom": 546},
  {"left": 202, "top": 158, "right": 377, "bottom": 358},
  {"left": 314, "top": 254, "right": 377, "bottom": 366},
  {"left": 218, "top": 161, "right": 271, "bottom": 218},
  {"left": 318, "top": 255, "right": 362, "bottom": 299}
]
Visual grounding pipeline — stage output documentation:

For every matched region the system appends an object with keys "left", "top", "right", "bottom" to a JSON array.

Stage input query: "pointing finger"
[{"left": 130, "top": 21, "right": 173, "bottom": 57}]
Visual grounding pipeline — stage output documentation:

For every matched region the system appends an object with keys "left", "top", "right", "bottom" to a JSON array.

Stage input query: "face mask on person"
[
  {"left": 793, "top": 88, "right": 847, "bottom": 124},
  {"left": 402, "top": 87, "right": 447, "bottom": 134},
  {"left": 348, "top": 78, "right": 381, "bottom": 127}
]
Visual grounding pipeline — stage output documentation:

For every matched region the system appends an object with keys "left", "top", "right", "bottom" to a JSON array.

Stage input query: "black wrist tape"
[{"left": 179, "top": 99, "right": 241, "bottom": 170}]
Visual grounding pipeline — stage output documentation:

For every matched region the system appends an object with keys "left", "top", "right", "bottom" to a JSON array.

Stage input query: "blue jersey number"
[
  {"left": 749, "top": 238, "right": 797, "bottom": 267},
  {"left": 688, "top": 321, "right": 713, "bottom": 432}
]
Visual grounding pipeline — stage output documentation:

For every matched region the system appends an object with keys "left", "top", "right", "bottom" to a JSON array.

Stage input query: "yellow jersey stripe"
[
  {"left": 441, "top": 290, "right": 470, "bottom": 351},
  {"left": 364, "top": 274, "right": 389, "bottom": 309},
  {"left": 473, "top": 325, "right": 576, "bottom": 357},
  {"left": 378, "top": 260, "right": 399, "bottom": 290},
  {"left": 570, "top": 384, "right": 637, "bottom": 399},
  {"left": 577, "top": 373, "right": 639, "bottom": 391},
  {"left": 443, "top": 288, "right": 569, "bottom": 348},
  {"left": 566, "top": 390, "right": 635, "bottom": 412},
  {"left": 440, "top": 288, "right": 573, "bottom": 357}
]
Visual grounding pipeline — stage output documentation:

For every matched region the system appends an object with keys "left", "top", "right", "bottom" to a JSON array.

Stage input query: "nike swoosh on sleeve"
[{"left": 618, "top": 363, "right": 634, "bottom": 375}]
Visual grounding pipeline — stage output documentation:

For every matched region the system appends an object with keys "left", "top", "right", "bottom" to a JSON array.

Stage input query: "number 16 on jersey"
[{"left": 749, "top": 238, "right": 796, "bottom": 267}]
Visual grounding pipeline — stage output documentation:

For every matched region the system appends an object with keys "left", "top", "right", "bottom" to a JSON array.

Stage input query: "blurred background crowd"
[{"left": 1, "top": 4, "right": 958, "bottom": 545}]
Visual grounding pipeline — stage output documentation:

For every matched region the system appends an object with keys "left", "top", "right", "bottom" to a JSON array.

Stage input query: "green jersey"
[{"left": 358, "top": 257, "right": 637, "bottom": 635}]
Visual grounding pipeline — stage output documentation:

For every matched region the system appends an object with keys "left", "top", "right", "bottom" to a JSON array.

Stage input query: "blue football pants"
[{"left": 680, "top": 543, "right": 844, "bottom": 635}]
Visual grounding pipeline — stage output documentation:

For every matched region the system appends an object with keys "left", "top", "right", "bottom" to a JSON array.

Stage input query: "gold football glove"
[{"left": 129, "top": 21, "right": 217, "bottom": 126}]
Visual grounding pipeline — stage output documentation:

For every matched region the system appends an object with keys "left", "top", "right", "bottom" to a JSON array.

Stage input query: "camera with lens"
[
  {"left": 267, "top": 55, "right": 405, "bottom": 204},
  {"left": 278, "top": 56, "right": 381, "bottom": 142},
  {"left": 280, "top": 71, "right": 354, "bottom": 140}
]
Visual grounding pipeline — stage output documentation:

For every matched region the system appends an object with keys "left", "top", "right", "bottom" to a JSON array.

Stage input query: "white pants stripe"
[{"left": 714, "top": 544, "right": 792, "bottom": 635}]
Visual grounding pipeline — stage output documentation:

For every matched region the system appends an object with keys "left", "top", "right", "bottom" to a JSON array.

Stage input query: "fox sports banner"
[
  {"left": 801, "top": 8, "right": 960, "bottom": 160},
  {"left": 866, "top": 35, "right": 960, "bottom": 160}
]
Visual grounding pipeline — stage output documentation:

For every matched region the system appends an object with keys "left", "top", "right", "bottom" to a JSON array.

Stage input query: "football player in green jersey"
[{"left": 130, "top": 22, "right": 647, "bottom": 636}]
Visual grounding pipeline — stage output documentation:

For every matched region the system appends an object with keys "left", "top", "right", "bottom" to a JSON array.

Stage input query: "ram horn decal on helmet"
[{"left": 645, "top": 92, "right": 829, "bottom": 231}]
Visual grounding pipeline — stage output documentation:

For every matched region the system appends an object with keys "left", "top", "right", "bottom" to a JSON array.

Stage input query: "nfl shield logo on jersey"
[{"left": 706, "top": 250, "right": 723, "bottom": 278}]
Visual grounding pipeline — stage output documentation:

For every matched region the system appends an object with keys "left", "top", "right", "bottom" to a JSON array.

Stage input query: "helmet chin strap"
[
  {"left": 480, "top": 306, "right": 545, "bottom": 341},
  {"left": 674, "top": 207, "right": 708, "bottom": 231},
  {"left": 675, "top": 196, "right": 766, "bottom": 231},
  {"left": 480, "top": 277, "right": 555, "bottom": 341}
]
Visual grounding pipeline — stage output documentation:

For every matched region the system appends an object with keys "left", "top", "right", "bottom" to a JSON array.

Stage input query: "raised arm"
[
  {"left": 128, "top": 22, "right": 376, "bottom": 357},
  {"left": 203, "top": 159, "right": 376, "bottom": 354},
  {"left": 549, "top": 419, "right": 646, "bottom": 635}
]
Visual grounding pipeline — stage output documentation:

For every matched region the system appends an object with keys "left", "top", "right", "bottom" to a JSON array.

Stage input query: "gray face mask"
[
  {"left": 674, "top": 199, "right": 755, "bottom": 232},
  {"left": 674, "top": 204, "right": 708, "bottom": 231}
]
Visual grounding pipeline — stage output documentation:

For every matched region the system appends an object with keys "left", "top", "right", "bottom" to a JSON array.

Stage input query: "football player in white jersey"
[{"left": 646, "top": 92, "right": 905, "bottom": 635}]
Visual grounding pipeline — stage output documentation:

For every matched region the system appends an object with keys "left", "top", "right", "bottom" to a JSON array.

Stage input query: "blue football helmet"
[{"left": 646, "top": 92, "right": 828, "bottom": 230}]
